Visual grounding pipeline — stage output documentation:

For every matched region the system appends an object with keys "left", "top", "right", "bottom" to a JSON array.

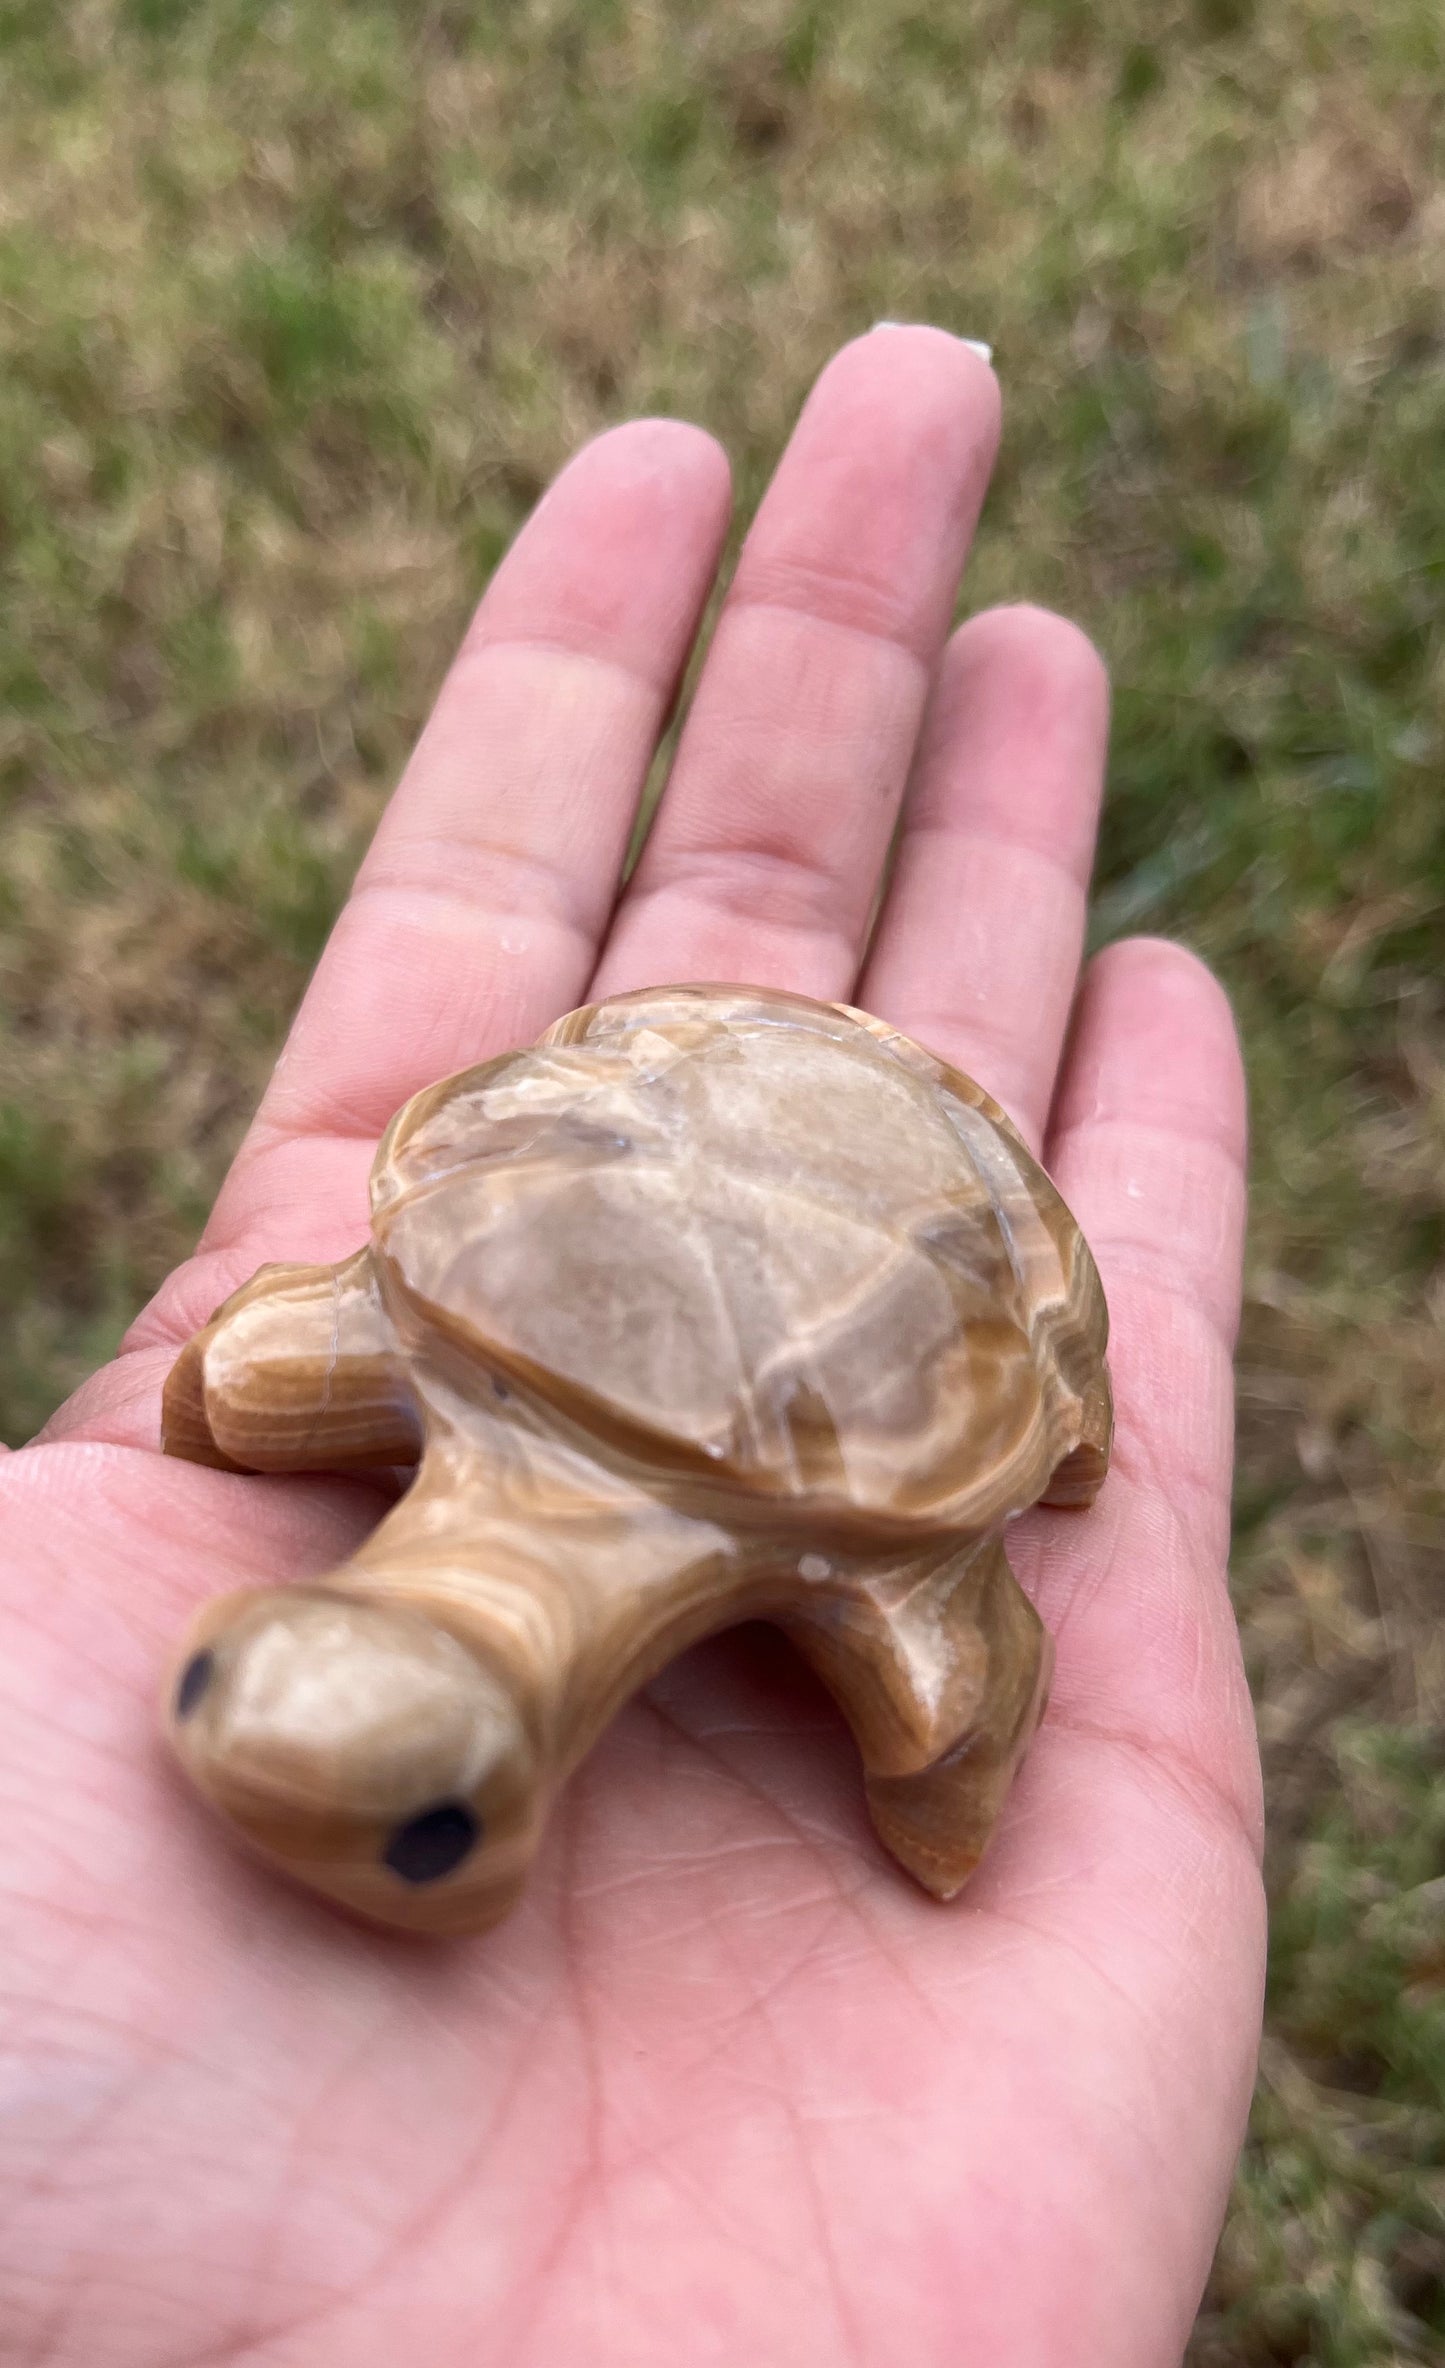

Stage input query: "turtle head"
[{"left": 164, "top": 1587, "right": 543, "bottom": 1933}]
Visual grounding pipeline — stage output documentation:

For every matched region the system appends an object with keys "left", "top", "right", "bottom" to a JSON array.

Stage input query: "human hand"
[{"left": 6, "top": 328, "right": 1263, "bottom": 2367}]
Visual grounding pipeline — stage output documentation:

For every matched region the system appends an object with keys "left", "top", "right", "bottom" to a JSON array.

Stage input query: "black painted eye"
[
  {"left": 175, "top": 1649, "right": 216, "bottom": 1720},
  {"left": 382, "top": 1799, "right": 481, "bottom": 1885}
]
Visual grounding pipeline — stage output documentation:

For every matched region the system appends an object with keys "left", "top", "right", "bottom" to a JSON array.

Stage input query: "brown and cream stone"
[{"left": 162, "top": 985, "right": 1112, "bottom": 1934}]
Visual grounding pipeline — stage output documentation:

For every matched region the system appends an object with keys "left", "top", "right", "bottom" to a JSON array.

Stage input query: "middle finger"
[{"left": 592, "top": 326, "right": 1000, "bottom": 1002}]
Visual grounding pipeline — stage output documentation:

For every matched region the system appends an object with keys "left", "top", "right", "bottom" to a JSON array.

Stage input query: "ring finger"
[{"left": 859, "top": 601, "right": 1111, "bottom": 1151}]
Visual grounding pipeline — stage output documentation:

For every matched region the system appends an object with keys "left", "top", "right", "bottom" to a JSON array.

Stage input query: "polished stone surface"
[{"left": 164, "top": 985, "right": 1112, "bottom": 1933}]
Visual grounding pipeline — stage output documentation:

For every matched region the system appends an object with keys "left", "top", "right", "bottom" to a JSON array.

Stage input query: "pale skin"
[{"left": 2, "top": 328, "right": 1263, "bottom": 2366}]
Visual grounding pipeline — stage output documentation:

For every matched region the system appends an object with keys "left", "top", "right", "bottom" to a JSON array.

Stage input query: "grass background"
[{"left": 1, "top": 1, "right": 1442, "bottom": 2354}]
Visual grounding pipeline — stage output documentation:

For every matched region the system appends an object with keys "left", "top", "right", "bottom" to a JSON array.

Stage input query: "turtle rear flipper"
[{"left": 1041, "top": 1368, "right": 1114, "bottom": 1510}]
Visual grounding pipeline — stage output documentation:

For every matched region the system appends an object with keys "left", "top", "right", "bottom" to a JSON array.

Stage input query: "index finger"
[{"left": 207, "top": 419, "right": 732, "bottom": 1256}]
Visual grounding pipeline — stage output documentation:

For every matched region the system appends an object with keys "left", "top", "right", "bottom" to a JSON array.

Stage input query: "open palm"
[{"left": 4, "top": 330, "right": 1263, "bottom": 2368}]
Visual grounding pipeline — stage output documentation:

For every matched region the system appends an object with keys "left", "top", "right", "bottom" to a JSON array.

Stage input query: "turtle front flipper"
[
  {"left": 163, "top": 1247, "right": 419, "bottom": 1474},
  {"left": 781, "top": 1537, "right": 1052, "bottom": 1899}
]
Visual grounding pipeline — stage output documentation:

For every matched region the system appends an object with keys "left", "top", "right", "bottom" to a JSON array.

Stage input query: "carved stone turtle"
[{"left": 163, "top": 984, "right": 1111, "bottom": 1933}]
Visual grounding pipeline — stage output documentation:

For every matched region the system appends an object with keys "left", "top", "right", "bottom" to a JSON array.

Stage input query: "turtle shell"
[{"left": 368, "top": 986, "right": 1107, "bottom": 1537}]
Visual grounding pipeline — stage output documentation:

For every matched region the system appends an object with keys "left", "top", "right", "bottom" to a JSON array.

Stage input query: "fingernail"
[{"left": 868, "top": 322, "right": 993, "bottom": 365}]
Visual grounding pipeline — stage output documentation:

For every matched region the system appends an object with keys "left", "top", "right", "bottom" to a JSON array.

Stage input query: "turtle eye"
[
  {"left": 382, "top": 1799, "right": 481, "bottom": 1885},
  {"left": 175, "top": 1649, "right": 216, "bottom": 1720}
]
